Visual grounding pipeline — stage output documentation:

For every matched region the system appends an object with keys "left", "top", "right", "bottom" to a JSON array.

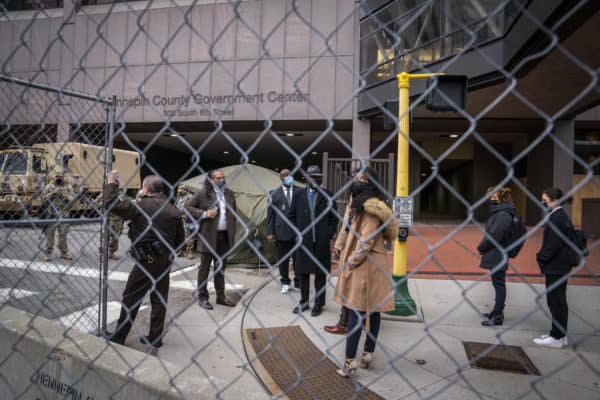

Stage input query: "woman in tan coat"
[{"left": 334, "top": 180, "right": 397, "bottom": 377}]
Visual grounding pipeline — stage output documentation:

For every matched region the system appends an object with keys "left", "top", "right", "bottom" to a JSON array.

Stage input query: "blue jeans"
[{"left": 491, "top": 267, "right": 506, "bottom": 312}]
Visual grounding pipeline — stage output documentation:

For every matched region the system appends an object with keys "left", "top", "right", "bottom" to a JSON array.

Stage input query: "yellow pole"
[
  {"left": 388, "top": 72, "right": 444, "bottom": 316},
  {"left": 394, "top": 72, "right": 410, "bottom": 276},
  {"left": 388, "top": 72, "right": 416, "bottom": 316}
]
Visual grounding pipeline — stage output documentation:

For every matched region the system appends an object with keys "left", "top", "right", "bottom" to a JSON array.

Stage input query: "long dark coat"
[
  {"left": 185, "top": 187, "right": 237, "bottom": 253},
  {"left": 477, "top": 202, "right": 516, "bottom": 270},
  {"left": 536, "top": 207, "right": 575, "bottom": 275},
  {"left": 290, "top": 186, "right": 337, "bottom": 275}
]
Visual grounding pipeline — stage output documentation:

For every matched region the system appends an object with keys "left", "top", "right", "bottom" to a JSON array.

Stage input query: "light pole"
[{"left": 388, "top": 72, "right": 466, "bottom": 316}]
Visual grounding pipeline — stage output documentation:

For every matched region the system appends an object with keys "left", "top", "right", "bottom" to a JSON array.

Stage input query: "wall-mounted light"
[
  {"left": 449, "top": 134, "right": 459, "bottom": 139},
  {"left": 311, "top": 151, "right": 318, "bottom": 155},
  {"left": 223, "top": 151, "right": 230, "bottom": 155},
  {"left": 277, "top": 132, "right": 304, "bottom": 137}
]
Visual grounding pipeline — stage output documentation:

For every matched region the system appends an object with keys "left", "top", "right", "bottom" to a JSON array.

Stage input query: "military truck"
[{"left": 0, "top": 142, "right": 141, "bottom": 218}]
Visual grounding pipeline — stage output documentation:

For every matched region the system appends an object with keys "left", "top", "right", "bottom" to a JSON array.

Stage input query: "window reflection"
[{"left": 360, "top": 0, "right": 528, "bottom": 86}]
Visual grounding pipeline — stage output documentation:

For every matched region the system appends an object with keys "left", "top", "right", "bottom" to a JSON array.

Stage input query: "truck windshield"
[{"left": 3, "top": 153, "right": 28, "bottom": 174}]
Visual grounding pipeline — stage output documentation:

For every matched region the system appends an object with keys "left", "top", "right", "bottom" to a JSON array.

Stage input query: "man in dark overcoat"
[
  {"left": 267, "top": 168, "right": 301, "bottom": 293},
  {"left": 106, "top": 171, "right": 184, "bottom": 348},
  {"left": 185, "top": 169, "right": 237, "bottom": 310},
  {"left": 290, "top": 165, "right": 337, "bottom": 317}
]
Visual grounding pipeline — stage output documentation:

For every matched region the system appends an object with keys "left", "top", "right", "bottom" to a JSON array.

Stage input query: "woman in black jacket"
[
  {"left": 534, "top": 188, "right": 574, "bottom": 349},
  {"left": 477, "top": 187, "right": 518, "bottom": 327}
]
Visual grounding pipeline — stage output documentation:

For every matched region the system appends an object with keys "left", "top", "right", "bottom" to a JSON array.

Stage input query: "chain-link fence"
[
  {"left": 0, "top": 0, "right": 599, "bottom": 399},
  {"left": 0, "top": 74, "right": 117, "bottom": 336}
]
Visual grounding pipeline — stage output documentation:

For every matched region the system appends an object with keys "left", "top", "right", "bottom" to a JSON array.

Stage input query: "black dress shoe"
[
  {"left": 293, "top": 304, "right": 309, "bottom": 314},
  {"left": 140, "top": 335, "right": 163, "bottom": 348},
  {"left": 216, "top": 297, "right": 236, "bottom": 307},
  {"left": 199, "top": 299, "right": 214, "bottom": 310},
  {"left": 481, "top": 313, "right": 504, "bottom": 327},
  {"left": 311, "top": 305, "right": 323, "bottom": 317}
]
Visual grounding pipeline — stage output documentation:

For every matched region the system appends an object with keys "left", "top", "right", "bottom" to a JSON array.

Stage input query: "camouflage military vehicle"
[{"left": 0, "top": 142, "right": 141, "bottom": 217}]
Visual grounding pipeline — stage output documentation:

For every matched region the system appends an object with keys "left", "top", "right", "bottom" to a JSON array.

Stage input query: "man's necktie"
[{"left": 286, "top": 188, "right": 292, "bottom": 206}]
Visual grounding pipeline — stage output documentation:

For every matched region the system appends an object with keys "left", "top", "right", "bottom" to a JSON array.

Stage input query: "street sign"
[{"left": 393, "top": 196, "right": 413, "bottom": 227}]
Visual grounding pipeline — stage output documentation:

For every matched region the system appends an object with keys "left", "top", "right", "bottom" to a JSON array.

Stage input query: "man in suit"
[
  {"left": 267, "top": 169, "right": 300, "bottom": 294},
  {"left": 185, "top": 170, "right": 237, "bottom": 310},
  {"left": 290, "top": 165, "right": 337, "bottom": 317}
]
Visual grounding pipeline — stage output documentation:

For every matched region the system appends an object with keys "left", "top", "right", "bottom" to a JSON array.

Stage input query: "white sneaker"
[
  {"left": 533, "top": 335, "right": 565, "bottom": 348},
  {"left": 538, "top": 334, "right": 568, "bottom": 346},
  {"left": 280, "top": 284, "right": 290, "bottom": 294}
]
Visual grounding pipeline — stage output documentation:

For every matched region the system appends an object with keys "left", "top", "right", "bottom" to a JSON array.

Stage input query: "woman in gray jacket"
[{"left": 477, "top": 187, "right": 518, "bottom": 327}]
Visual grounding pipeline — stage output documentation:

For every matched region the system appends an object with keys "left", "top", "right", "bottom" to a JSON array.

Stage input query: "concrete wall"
[
  {"left": 0, "top": 306, "right": 211, "bottom": 399},
  {"left": 0, "top": 0, "right": 356, "bottom": 123}
]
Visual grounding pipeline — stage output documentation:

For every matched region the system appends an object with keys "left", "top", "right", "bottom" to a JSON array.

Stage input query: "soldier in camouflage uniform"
[
  {"left": 42, "top": 175, "right": 76, "bottom": 261},
  {"left": 176, "top": 185, "right": 195, "bottom": 259},
  {"left": 95, "top": 183, "right": 125, "bottom": 260}
]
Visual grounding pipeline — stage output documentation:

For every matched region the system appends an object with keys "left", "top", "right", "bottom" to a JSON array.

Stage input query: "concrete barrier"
[{"left": 0, "top": 306, "right": 211, "bottom": 399}]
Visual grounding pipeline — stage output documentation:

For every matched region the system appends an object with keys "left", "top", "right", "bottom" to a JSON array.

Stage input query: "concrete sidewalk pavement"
[{"left": 136, "top": 266, "right": 600, "bottom": 399}]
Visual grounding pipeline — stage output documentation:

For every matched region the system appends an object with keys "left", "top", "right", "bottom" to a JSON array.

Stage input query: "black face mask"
[
  {"left": 350, "top": 181, "right": 370, "bottom": 199},
  {"left": 489, "top": 200, "right": 499, "bottom": 207},
  {"left": 308, "top": 177, "right": 321, "bottom": 188}
]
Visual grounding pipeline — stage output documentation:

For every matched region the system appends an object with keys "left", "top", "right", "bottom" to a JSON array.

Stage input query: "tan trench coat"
[{"left": 333, "top": 198, "right": 397, "bottom": 313}]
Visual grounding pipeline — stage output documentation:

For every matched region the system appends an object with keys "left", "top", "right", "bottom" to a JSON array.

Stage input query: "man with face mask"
[
  {"left": 267, "top": 169, "right": 301, "bottom": 293},
  {"left": 185, "top": 169, "right": 237, "bottom": 310},
  {"left": 290, "top": 165, "right": 337, "bottom": 316}
]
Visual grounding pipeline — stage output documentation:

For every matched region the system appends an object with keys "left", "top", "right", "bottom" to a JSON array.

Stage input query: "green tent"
[{"left": 182, "top": 164, "right": 286, "bottom": 266}]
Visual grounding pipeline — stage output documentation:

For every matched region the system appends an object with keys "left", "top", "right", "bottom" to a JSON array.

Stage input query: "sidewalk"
[{"left": 124, "top": 265, "right": 600, "bottom": 399}]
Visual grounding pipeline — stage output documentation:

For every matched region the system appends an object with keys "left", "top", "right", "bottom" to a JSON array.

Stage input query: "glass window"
[
  {"left": 33, "top": 156, "right": 44, "bottom": 173},
  {"left": 5, "top": 0, "right": 62, "bottom": 11},
  {"left": 3, "top": 153, "right": 28, "bottom": 175}
]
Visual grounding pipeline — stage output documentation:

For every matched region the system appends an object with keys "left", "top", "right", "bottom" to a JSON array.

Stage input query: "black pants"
[
  {"left": 113, "top": 253, "right": 171, "bottom": 343},
  {"left": 198, "top": 231, "right": 229, "bottom": 301},
  {"left": 346, "top": 311, "right": 381, "bottom": 358},
  {"left": 275, "top": 239, "right": 299, "bottom": 286},
  {"left": 491, "top": 267, "right": 507, "bottom": 312},
  {"left": 298, "top": 270, "right": 327, "bottom": 307},
  {"left": 545, "top": 273, "right": 569, "bottom": 339}
]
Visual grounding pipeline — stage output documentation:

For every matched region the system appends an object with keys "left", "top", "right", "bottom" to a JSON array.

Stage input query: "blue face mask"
[
  {"left": 284, "top": 176, "right": 294, "bottom": 187},
  {"left": 215, "top": 180, "right": 225, "bottom": 190}
]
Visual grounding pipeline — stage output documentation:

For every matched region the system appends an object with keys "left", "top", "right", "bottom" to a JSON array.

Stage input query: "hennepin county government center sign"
[{"left": 113, "top": 91, "right": 310, "bottom": 117}]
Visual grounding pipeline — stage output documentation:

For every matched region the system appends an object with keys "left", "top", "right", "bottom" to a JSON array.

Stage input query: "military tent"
[{"left": 181, "top": 164, "right": 293, "bottom": 266}]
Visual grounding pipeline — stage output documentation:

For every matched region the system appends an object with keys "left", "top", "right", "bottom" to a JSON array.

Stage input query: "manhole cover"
[
  {"left": 463, "top": 341, "right": 540, "bottom": 375},
  {"left": 245, "top": 326, "right": 383, "bottom": 400}
]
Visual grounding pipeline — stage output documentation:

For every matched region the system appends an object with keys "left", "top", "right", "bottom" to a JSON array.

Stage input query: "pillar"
[{"left": 525, "top": 119, "right": 574, "bottom": 224}]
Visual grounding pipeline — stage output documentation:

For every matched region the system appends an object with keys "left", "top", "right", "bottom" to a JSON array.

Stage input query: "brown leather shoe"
[
  {"left": 61, "top": 254, "right": 73, "bottom": 261},
  {"left": 324, "top": 324, "right": 348, "bottom": 335}
]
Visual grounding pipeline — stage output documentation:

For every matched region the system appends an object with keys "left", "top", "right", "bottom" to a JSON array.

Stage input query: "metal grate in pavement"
[
  {"left": 463, "top": 341, "right": 541, "bottom": 375},
  {"left": 244, "top": 325, "right": 383, "bottom": 400}
]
